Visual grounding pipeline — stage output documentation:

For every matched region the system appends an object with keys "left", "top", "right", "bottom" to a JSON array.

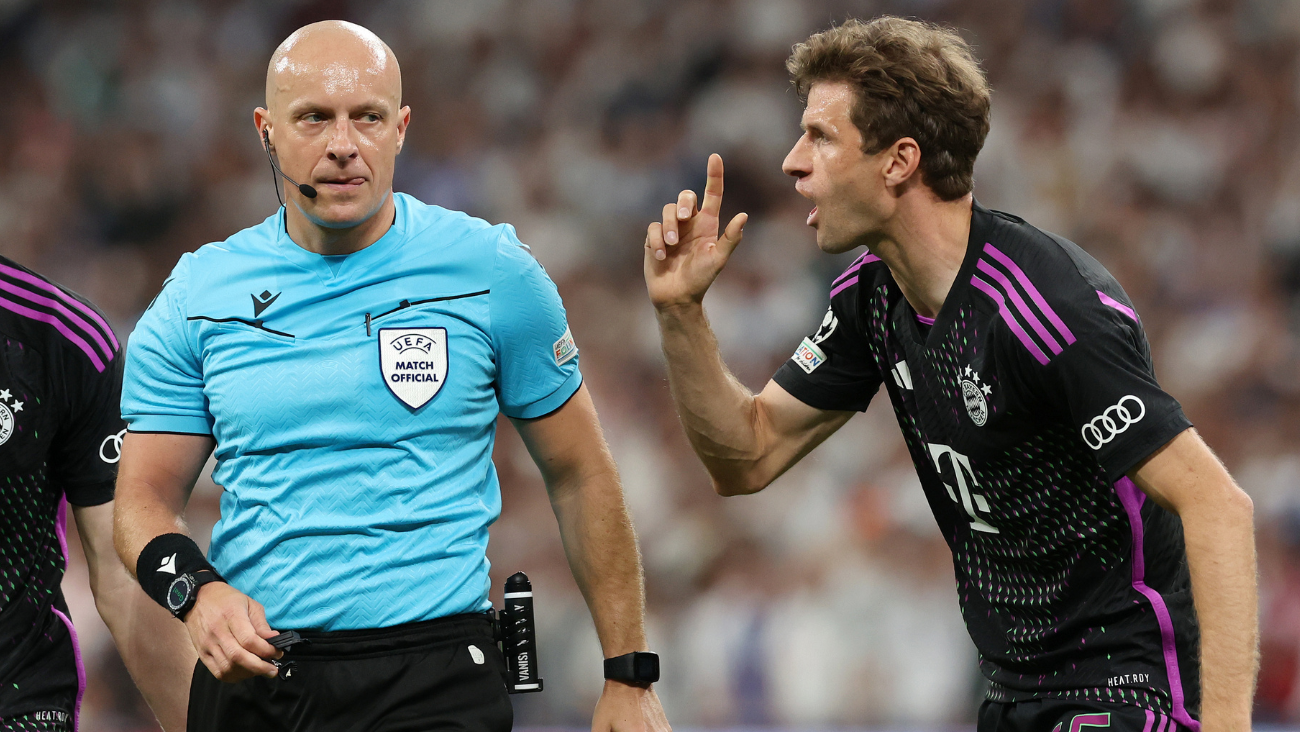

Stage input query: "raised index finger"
[{"left": 700, "top": 153, "right": 724, "bottom": 217}]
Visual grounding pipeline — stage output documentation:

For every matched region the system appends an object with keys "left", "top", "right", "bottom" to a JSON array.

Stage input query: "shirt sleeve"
[
  {"left": 121, "top": 257, "right": 214, "bottom": 435},
  {"left": 772, "top": 284, "right": 883, "bottom": 412},
  {"left": 489, "top": 226, "right": 583, "bottom": 419},
  {"left": 1034, "top": 285, "right": 1191, "bottom": 481},
  {"left": 51, "top": 325, "right": 125, "bottom": 507}
]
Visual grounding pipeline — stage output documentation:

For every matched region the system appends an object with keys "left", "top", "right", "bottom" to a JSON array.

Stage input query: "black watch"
[
  {"left": 603, "top": 651, "right": 660, "bottom": 685},
  {"left": 166, "top": 570, "right": 224, "bottom": 620}
]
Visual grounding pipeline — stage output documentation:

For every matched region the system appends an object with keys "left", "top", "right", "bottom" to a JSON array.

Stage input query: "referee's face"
[{"left": 256, "top": 26, "right": 410, "bottom": 230}]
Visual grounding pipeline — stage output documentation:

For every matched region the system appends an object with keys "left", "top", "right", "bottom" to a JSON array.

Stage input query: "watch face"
[
  {"left": 635, "top": 653, "right": 660, "bottom": 681},
  {"left": 167, "top": 574, "right": 195, "bottom": 613}
]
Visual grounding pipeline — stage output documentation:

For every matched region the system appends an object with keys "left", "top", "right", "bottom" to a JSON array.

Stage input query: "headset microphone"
[{"left": 262, "top": 130, "right": 318, "bottom": 204}]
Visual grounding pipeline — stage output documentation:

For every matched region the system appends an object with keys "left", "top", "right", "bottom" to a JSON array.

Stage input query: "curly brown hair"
[{"left": 787, "top": 17, "right": 991, "bottom": 201}]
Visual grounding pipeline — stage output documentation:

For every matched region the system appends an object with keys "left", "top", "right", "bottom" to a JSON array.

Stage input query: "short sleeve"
[
  {"left": 489, "top": 226, "right": 583, "bottom": 419},
  {"left": 1039, "top": 287, "right": 1191, "bottom": 480},
  {"left": 772, "top": 284, "right": 883, "bottom": 412},
  {"left": 51, "top": 329, "right": 126, "bottom": 507},
  {"left": 122, "top": 258, "right": 214, "bottom": 434}
]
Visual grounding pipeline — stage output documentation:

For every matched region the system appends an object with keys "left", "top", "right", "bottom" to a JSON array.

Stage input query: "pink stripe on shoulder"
[
  {"left": 0, "top": 295, "right": 106, "bottom": 371},
  {"left": 0, "top": 263, "right": 119, "bottom": 350},
  {"left": 1097, "top": 290, "right": 1139, "bottom": 322},
  {"left": 832, "top": 251, "right": 881, "bottom": 286},
  {"left": 982, "top": 243, "right": 1076, "bottom": 345}
]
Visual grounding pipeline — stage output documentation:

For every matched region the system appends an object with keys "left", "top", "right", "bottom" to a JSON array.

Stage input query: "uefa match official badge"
[
  {"left": 379, "top": 328, "right": 448, "bottom": 409},
  {"left": 960, "top": 365, "right": 992, "bottom": 426}
]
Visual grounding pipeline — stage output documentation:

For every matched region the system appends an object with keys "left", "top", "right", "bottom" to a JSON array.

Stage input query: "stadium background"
[{"left": 1, "top": 0, "right": 1298, "bottom": 728}]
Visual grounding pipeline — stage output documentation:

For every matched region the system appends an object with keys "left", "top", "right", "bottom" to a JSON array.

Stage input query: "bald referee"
[{"left": 114, "top": 21, "right": 668, "bottom": 731}]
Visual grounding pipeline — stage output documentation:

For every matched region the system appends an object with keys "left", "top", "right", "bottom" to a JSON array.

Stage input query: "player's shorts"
[
  {"left": 980, "top": 698, "right": 1196, "bottom": 732},
  {"left": 0, "top": 601, "right": 80, "bottom": 732},
  {"left": 187, "top": 612, "right": 512, "bottom": 732}
]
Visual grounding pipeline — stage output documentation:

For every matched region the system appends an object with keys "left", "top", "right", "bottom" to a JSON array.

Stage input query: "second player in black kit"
[
  {"left": 774, "top": 202, "right": 1199, "bottom": 732},
  {"left": 0, "top": 255, "right": 123, "bottom": 731}
]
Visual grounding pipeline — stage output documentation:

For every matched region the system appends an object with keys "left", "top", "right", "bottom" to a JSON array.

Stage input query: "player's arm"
[
  {"left": 1129, "top": 428, "right": 1257, "bottom": 732},
  {"left": 114, "top": 432, "right": 282, "bottom": 683},
  {"left": 73, "top": 500, "right": 194, "bottom": 732},
  {"left": 511, "top": 385, "right": 669, "bottom": 732},
  {"left": 645, "top": 154, "right": 854, "bottom": 495}
]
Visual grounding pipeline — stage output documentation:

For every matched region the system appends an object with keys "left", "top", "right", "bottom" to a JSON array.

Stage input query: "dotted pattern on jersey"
[
  {"left": 0, "top": 713, "right": 72, "bottom": 732},
  {"left": 988, "top": 680, "right": 1171, "bottom": 712},
  {"left": 0, "top": 466, "right": 61, "bottom": 614},
  {"left": 864, "top": 296, "right": 1171, "bottom": 714}
]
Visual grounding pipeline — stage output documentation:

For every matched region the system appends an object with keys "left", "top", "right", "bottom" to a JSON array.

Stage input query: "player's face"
[
  {"left": 263, "top": 58, "right": 409, "bottom": 229},
  {"left": 782, "top": 82, "right": 891, "bottom": 254}
]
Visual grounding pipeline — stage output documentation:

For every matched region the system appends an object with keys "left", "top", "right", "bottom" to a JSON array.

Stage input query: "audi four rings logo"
[
  {"left": 1080, "top": 396, "right": 1146, "bottom": 450},
  {"left": 100, "top": 429, "right": 126, "bottom": 464}
]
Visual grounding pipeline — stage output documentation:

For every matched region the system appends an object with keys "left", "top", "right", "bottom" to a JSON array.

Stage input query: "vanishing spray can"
[{"left": 501, "top": 572, "right": 543, "bottom": 693}]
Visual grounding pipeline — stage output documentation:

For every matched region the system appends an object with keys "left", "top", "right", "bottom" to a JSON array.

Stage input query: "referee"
[
  {"left": 644, "top": 17, "right": 1256, "bottom": 732},
  {"left": 114, "top": 21, "right": 667, "bottom": 731}
]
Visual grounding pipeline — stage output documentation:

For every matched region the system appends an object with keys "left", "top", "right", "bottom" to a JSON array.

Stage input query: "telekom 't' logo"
[{"left": 927, "top": 444, "right": 1000, "bottom": 534}]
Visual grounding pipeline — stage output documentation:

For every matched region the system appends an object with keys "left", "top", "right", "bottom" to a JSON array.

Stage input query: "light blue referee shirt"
[{"left": 122, "top": 193, "right": 582, "bottom": 631}]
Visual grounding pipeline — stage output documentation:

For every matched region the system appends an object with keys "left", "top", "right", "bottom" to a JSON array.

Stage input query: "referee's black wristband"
[{"left": 135, "top": 533, "right": 222, "bottom": 613}]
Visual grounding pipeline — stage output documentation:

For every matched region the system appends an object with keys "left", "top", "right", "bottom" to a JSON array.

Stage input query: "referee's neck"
[{"left": 285, "top": 192, "right": 397, "bottom": 257}]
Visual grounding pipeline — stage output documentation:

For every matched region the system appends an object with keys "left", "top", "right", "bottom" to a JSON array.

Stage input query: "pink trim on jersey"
[
  {"left": 831, "top": 252, "right": 881, "bottom": 286},
  {"left": 1114, "top": 478, "right": 1201, "bottom": 732},
  {"left": 982, "top": 243, "right": 1076, "bottom": 345},
  {"left": 54, "top": 498, "right": 86, "bottom": 731},
  {"left": 0, "top": 277, "right": 114, "bottom": 361},
  {"left": 0, "top": 263, "right": 118, "bottom": 350},
  {"left": 1097, "top": 290, "right": 1139, "bottom": 322},
  {"left": 0, "top": 295, "right": 106, "bottom": 372},
  {"left": 975, "top": 259, "right": 1063, "bottom": 355},
  {"left": 915, "top": 314, "right": 935, "bottom": 325},
  {"left": 970, "top": 275, "right": 1050, "bottom": 364},
  {"left": 829, "top": 276, "right": 859, "bottom": 299}
]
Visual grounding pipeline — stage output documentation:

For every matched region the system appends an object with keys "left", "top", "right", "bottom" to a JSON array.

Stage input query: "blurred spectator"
[{"left": 1, "top": 0, "right": 1296, "bottom": 727}]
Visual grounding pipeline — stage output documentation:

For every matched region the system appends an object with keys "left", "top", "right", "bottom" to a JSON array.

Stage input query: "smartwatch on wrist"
[
  {"left": 166, "top": 569, "right": 224, "bottom": 620},
  {"left": 603, "top": 651, "right": 660, "bottom": 685}
]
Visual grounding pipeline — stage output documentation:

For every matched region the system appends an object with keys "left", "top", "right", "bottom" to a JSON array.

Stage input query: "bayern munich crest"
[
  {"left": 379, "top": 328, "right": 448, "bottom": 409},
  {"left": 0, "top": 387, "right": 24, "bottom": 446},
  {"left": 960, "top": 365, "right": 991, "bottom": 427}
]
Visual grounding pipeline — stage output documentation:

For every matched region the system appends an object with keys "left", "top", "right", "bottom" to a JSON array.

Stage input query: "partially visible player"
[
  {"left": 0, "top": 255, "right": 194, "bottom": 731},
  {"left": 114, "top": 21, "right": 667, "bottom": 732},
  {"left": 644, "top": 17, "right": 1257, "bottom": 732}
]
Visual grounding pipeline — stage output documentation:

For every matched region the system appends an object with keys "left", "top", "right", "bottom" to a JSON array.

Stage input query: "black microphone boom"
[{"left": 262, "top": 131, "right": 318, "bottom": 204}]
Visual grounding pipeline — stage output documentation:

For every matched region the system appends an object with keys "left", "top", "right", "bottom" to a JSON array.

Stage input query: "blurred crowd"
[{"left": 3, "top": 0, "right": 1299, "bottom": 728}]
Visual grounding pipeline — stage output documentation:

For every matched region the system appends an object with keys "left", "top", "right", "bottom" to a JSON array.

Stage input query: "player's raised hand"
[
  {"left": 184, "top": 582, "right": 283, "bottom": 683},
  {"left": 644, "top": 154, "right": 748, "bottom": 310}
]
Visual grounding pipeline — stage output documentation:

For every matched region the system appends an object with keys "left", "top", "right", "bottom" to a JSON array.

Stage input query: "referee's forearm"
[
  {"left": 549, "top": 467, "right": 648, "bottom": 657},
  {"left": 655, "top": 303, "right": 767, "bottom": 493}
]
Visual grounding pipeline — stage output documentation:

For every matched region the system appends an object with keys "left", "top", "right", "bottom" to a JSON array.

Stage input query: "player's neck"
[
  {"left": 871, "top": 193, "right": 973, "bottom": 320},
  {"left": 285, "top": 193, "right": 397, "bottom": 257}
]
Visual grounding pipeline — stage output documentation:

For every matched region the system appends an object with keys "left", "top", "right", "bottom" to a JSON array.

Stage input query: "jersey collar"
[{"left": 272, "top": 193, "right": 409, "bottom": 284}]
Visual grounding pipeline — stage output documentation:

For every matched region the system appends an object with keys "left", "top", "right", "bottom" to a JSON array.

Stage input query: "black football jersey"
[
  {"left": 774, "top": 203, "right": 1200, "bottom": 725},
  {"left": 0, "top": 255, "right": 123, "bottom": 723}
]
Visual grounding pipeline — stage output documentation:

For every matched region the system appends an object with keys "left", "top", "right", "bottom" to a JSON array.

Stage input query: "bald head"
[{"left": 266, "top": 21, "right": 401, "bottom": 113}]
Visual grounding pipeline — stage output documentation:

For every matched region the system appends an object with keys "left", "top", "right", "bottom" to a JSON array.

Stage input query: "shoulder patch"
[
  {"left": 792, "top": 337, "right": 827, "bottom": 373},
  {"left": 553, "top": 326, "right": 578, "bottom": 366}
]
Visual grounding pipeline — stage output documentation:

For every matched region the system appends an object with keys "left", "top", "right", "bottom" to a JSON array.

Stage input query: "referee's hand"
[
  {"left": 644, "top": 153, "right": 747, "bottom": 310},
  {"left": 183, "top": 582, "right": 283, "bottom": 683}
]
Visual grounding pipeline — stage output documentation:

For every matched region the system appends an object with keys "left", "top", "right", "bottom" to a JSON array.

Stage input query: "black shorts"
[
  {"left": 187, "top": 613, "right": 513, "bottom": 732},
  {"left": 980, "top": 698, "right": 1196, "bottom": 732}
]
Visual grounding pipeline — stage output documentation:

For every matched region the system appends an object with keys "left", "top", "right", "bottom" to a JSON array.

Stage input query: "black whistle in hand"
[{"left": 499, "top": 572, "right": 543, "bottom": 693}]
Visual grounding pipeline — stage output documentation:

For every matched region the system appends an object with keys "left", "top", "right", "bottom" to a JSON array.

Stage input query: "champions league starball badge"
[
  {"left": 379, "top": 328, "right": 448, "bottom": 409},
  {"left": 960, "top": 365, "right": 991, "bottom": 426}
]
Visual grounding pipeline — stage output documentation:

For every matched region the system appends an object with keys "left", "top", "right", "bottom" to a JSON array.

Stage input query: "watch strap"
[{"left": 603, "top": 651, "right": 660, "bottom": 684}]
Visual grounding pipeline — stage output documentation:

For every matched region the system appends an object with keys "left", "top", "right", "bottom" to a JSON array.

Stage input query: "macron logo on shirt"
[{"left": 157, "top": 553, "right": 177, "bottom": 575}]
